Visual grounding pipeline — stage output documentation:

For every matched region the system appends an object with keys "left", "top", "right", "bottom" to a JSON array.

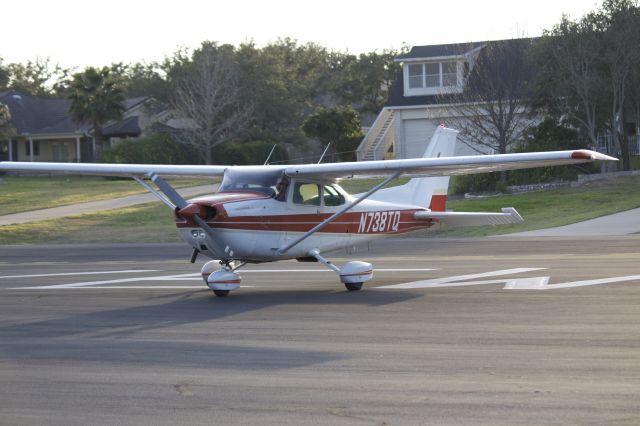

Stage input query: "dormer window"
[{"left": 404, "top": 61, "right": 461, "bottom": 96}]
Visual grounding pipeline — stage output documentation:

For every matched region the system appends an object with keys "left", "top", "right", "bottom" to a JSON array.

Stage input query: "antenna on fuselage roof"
[
  {"left": 317, "top": 143, "right": 331, "bottom": 164},
  {"left": 263, "top": 144, "right": 277, "bottom": 165}
]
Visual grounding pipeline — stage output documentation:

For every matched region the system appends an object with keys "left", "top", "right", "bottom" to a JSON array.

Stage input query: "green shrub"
[
  {"left": 211, "top": 141, "right": 289, "bottom": 165},
  {"left": 451, "top": 118, "right": 599, "bottom": 194},
  {"left": 102, "top": 133, "right": 200, "bottom": 164}
]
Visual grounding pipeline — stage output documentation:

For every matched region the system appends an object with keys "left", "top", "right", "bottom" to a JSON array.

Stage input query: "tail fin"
[{"left": 367, "top": 126, "right": 458, "bottom": 210}]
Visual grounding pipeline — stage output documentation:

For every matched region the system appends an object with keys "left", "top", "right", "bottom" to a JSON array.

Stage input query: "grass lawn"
[
  {"left": 0, "top": 175, "right": 217, "bottom": 216},
  {"left": 0, "top": 202, "right": 181, "bottom": 244},
  {"left": 437, "top": 176, "right": 640, "bottom": 236},
  {"left": 0, "top": 175, "right": 638, "bottom": 244}
]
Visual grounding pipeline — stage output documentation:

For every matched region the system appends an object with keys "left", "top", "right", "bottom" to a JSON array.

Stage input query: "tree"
[
  {"left": 331, "top": 49, "right": 402, "bottom": 113},
  {"left": 7, "top": 58, "right": 69, "bottom": 97},
  {"left": 0, "top": 58, "right": 9, "bottom": 90},
  {"left": 302, "top": 106, "right": 363, "bottom": 161},
  {"left": 533, "top": 14, "right": 606, "bottom": 149},
  {"left": 67, "top": 67, "right": 126, "bottom": 154},
  {"left": 235, "top": 39, "right": 332, "bottom": 141},
  {"left": 598, "top": 0, "right": 640, "bottom": 170},
  {"left": 438, "top": 39, "right": 537, "bottom": 183},
  {"left": 119, "top": 62, "right": 171, "bottom": 102},
  {"left": 533, "top": 0, "right": 640, "bottom": 171},
  {"left": 170, "top": 42, "right": 251, "bottom": 164},
  {"left": 0, "top": 102, "right": 15, "bottom": 140}
]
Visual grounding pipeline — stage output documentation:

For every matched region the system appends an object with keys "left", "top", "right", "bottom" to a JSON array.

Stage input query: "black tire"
[
  {"left": 345, "top": 282, "right": 363, "bottom": 292},
  {"left": 213, "top": 290, "right": 230, "bottom": 297}
]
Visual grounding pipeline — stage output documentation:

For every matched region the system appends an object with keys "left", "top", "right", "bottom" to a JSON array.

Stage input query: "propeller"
[{"left": 148, "top": 173, "right": 225, "bottom": 254}]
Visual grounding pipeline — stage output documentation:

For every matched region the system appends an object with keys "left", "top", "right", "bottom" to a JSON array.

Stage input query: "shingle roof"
[
  {"left": 385, "top": 74, "right": 443, "bottom": 107},
  {"left": 386, "top": 38, "right": 536, "bottom": 108},
  {"left": 102, "top": 116, "right": 141, "bottom": 138},
  {"left": 0, "top": 91, "right": 153, "bottom": 137},
  {"left": 125, "top": 96, "right": 150, "bottom": 110},
  {"left": 395, "top": 41, "right": 486, "bottom": 61},
  {"left": 0, "top": 90, "right": 85, "bottom": 135}
]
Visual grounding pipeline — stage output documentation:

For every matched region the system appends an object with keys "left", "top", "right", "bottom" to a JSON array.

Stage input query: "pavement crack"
[
  {"left": 174, "top": 383, "right": 193, "bottom": 396},
  {"left": 326, "top": 407, "right": 387, "bottom": 425}
]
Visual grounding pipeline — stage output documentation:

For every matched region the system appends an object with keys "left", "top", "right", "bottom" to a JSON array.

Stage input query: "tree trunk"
[
  {"left": 206, "top": 143, "right": 213, "bottom": 165},
  {"left": 619, "top": 131, "right": 631, "bottom": 170},
  {"left": 93, "top": 122, "right": 105, "bottom": 161}
]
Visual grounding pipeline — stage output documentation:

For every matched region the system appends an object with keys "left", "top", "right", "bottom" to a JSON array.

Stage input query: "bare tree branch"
[
  {"left": 438, "top": 39, "right": 536, "bottom": 161},
  {"left": 171, "top": 45, "right": 252, "bottom": 164}
]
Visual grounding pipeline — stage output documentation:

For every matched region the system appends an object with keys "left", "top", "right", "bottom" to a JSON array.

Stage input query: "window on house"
[
  {"left": 408, "top": 64, "right": 423, "bottom": 89},
  {"left": 425, "top": 63, "right": 440, "bottom": 87},
  {"left": 406, "top": 62, "right": 459, "bottom": 90},
  {"left": 25, "top": 141, "right": 40, "bottom": 156},
  {"left": 442, "top": 62, "right": 458, "bottom": 86}
]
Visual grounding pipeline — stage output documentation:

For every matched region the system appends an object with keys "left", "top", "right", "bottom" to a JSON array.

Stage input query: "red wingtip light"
[{"left": 571, "top": 150, "right": 593, "bottom": 160}]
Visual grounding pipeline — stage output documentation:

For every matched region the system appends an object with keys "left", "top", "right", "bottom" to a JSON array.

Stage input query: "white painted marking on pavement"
[
  {"left": 378, "top": 268, "right": 547, "bottom": 289},
  {"left": 8, "top": 268, "right": 438, "bottom": 290},
  {"left": 11, "top": 286, "right": 257, "bottom": 290},
  {"left": 505, "top": 275, "right": 640, "bottom": 290},
  {"left": 0, "top": 270, "right": 159, "bottom": 279},
  {"left": 11, "top": 276, "right": 189, "bottom": 290}
]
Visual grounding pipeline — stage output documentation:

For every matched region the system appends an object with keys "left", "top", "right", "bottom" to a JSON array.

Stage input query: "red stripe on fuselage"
[
  {"left": 177, "top": 192, "right": 433, "bottom": 235},
  {"left": 177, "top": 210, "right": 431, "bottom": 234}
]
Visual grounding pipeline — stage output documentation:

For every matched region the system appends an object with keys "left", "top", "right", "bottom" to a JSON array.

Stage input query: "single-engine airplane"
[{"left": 0, "top": 126, "right": 616, "bottom": 296}]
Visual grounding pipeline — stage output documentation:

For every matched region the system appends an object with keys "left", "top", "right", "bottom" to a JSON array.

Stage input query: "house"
[
  {"left": 0, "top": 91, "right": 184, "bottom": 163},
  {"left": 357, "top": 40, "right": 537, "bottom": 161},
  {"left": 357, "top": 41, "right": 486, "bottom": 161},
  {"left": 0, "top": 91, "right": 91, "bottom": 162},
  {"left": 358, "top": 39, "right": 640, "bottom": 163}
]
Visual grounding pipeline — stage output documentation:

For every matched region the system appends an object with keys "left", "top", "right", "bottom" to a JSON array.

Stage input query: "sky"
[{"left": 2, "top": 0, "right": 599, "bottom": 69}]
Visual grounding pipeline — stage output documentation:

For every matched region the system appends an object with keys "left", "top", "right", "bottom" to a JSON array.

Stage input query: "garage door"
[{"left": 402, "top": 120, "right": 436, "bottom": 159}]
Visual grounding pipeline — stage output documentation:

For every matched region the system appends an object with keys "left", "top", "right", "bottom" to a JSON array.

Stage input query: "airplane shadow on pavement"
[{"left": 0, "top": 288, "right": 420, "bottom": 370}]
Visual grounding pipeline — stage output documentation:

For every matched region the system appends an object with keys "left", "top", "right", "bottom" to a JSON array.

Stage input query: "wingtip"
[{"left": 571, "top": 150, "right": 618, "bottom": 161}]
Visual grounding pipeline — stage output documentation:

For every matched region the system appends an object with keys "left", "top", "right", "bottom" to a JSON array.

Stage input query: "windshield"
[{"left": 219, "top": 169, "right": 284, "bottom": 197}]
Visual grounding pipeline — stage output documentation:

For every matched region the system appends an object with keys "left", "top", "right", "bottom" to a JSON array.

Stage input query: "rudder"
[{"left": 367, "top": 125, "right": 458, "bottom": 209}]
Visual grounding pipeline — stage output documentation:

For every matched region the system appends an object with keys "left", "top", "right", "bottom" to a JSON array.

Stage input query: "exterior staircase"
[{"left": 357, "top": 109, "right": 396, "bottom": 161}]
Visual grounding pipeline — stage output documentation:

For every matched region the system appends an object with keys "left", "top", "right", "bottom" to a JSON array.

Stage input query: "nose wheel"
[
  {"left": 201, "top": 260, "right": 245, "bottom": 297},
  {"left": 344, "top": 282, "right": 363, "bottom": 292}
]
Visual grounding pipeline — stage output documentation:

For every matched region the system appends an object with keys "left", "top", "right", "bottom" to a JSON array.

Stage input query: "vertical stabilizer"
[{"left": 366, "top": 125, "right": 458, "bottom": 209}]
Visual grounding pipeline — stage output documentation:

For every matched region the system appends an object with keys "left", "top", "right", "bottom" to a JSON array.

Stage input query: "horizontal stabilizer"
[{"left": 415, "top": 207, "right": 524, "bottom": 227}]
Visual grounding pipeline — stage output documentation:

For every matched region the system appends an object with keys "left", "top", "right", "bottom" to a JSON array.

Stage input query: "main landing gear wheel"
[
  {"left": 201, "top": 260, "right": 242, "bottom": 297},
  {"left": 344, "top": 282, "right": 363, "bottom": 292}
]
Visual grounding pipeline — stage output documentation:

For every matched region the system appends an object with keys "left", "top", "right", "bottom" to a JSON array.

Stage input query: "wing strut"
[
  {"left": 277, "top": 171, "right": 401, "bottom": 256},
  {"left": 132, "top": 176, "right": 176, "bottom": 209}
]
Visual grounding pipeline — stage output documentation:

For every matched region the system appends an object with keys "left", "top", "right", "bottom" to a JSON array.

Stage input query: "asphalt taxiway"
[{"left": 1, "top": 237, "right": 640, "bottom": 425}]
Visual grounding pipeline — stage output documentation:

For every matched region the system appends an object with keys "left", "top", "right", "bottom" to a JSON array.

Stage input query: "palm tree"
[{"left": 68, "top": 67, "right": 126, "bottom": 156}]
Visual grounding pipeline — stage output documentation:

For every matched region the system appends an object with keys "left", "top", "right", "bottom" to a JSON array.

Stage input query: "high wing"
[
  {"left": 283, "top": 150, "right": 616, "bottom": 181},
  {"left": 0, "top": 162, "right": 227, "bottom": 177},
  {"left": 0, "top": 149, "right": 616, "bottom": 179}
]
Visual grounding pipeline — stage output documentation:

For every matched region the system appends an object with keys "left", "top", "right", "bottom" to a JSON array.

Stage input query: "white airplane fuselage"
[{"left": 176, "top": 185, "right": 435, "bottom": 263}]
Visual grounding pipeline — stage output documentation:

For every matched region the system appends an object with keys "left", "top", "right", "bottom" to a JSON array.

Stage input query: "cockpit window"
[
  {"left": 219, "top": 169, "right": 283, "bottom": 197},
  {"left": 274, "top": 177, "right": 289, "bottom": 202},
  {"left": 323, "top": 185, "right": 345, "bottom": 206},
  {"left": 293, "top": 182, "right": 320, "bottom": 206}
]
